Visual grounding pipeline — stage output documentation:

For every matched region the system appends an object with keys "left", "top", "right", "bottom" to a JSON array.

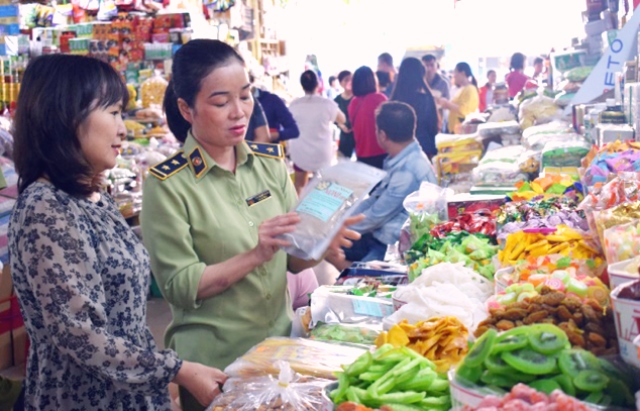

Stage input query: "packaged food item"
[
  {"left": 497, "top": 210, "right": 589, "bottom": 242},
  {"left": 329, "top": 345, "right": 452, "bottom": 410},
  {"left": 309, "top": 322, "right": 380, "bottom": 345},
  {"left": 476, "top": 120, "right": 520, "bottom": 138},
  {"left": 496, "top": 196, "right": 582, "bottom": 227},
  {"left": 140, "top": 72, "right": 168, "bottom": 109},
  {"left": 476, "top": 287, "right": 617, "bottom": 356},
  {"left": 507, "top": 175, "right": 583, "bottom": 202},
  {"left": 375, "top": 317, "right": 469, "bottom": 373},
  {"left": 479, "top": 145, "right": 525, "bottom": 164},
  {"left": 224, "top": 337, "right": 367, "bottom": 379},
  {"left": 435, "top": 133, "right": 483, "bottom": 154},
  {"left": 499, "top": 255, "right": 605, "bottom": 285},
  {"left": 603, "top": 220, "right": 640, "bottom": 264},
  {"left": 593, "top": 201, "right": 640, "bottom": 246},
  {"left": 611, "top": 280, "right": 640, "bottom": 369},
  {"left": 581, "top": 141, "right": 640, "bottom": 187},
  {"left": 208, "top": 361, "right": 330, "bottom": 411},
  {"left": 430, "top": 210, "right": 496, "bottom": 239},
  {"left": 472, "top": 161, "right": 528, "bottom": 187},
  {"left": 540, "top": 140, "right": 591, "bottom": 170},
  {"left": 455, "top": 324, "right": 635, "bottom": 409},
  {"left": 310, "top": 286, "right": 393, "bottom": 327},
  {"left": 447, "top": 193, "right": 506, "bottom": 219},
  {"left": 518, "top": 92, "right": 564, "bottom": 130},
  {"left": 280, "top": 161, "right": 386, "bottom": 260},
  {"left": 579, "top": 172, "right": 640, "bottom": 211}
]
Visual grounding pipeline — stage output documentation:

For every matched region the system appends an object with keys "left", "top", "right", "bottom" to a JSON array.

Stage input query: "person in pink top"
[
  {"left": 505, "top": 52, "right": 530, "bottom": 98},
  {"left": 348, "top": 66, "right": 388, "bottom": 169}
]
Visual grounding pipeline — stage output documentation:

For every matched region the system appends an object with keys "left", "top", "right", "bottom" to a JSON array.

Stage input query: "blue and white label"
[{"left": 296, "top": 182, "right": 353, "bottom": 222}]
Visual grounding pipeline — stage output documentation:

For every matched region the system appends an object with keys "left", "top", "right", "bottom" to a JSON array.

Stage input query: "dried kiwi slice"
[
  {"left": 583, "top": 390, "right": 604, "bottom": 405},
  {"left": 491, "top": 328, "right": 529, "bottom": 354},
  {"left": 480, "top": 370, "right": 517, "bottom": 388},
  {"left": 502, "top": 348, "right": 558, "bottom": 375},
  {"left": 528, "top": 378, "right": 562, "bottom": 395},
  {"left": 558, "top": 349, "right": 601, "bottom": 378},
  {"left": 465, "top": 329, "right": 497, "bottom": 367},
  {"left": 528, "top": 324, "right": 569, "bottom": 355},
  {"left": 553, "top": 374, "right": 576, "bottom": 397},
  {"left": 573, "top": 370, "right": 609, "bottom": 392},
  {"left": 484, "top": 353, "right": 515, "bottom": 375}
]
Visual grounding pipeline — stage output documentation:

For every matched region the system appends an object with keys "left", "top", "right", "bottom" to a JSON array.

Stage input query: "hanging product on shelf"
[{"left": 205, "top": 0, "right": 235, "bottom": 12}]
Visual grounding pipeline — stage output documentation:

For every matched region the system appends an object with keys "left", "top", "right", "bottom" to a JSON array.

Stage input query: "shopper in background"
[
  {"left": 506, "top": 52, "right": 530, "bottom": 98},
  {"left": 334, "top": 70, "right": 355, "bottom": 158},
  {"left": 376, "top": 70, "right": 393, "bottom": 97},
  {"left": 437, "top": 62, "right": 479, "bottom": 134},
  {"left": 421, "top": 54, "right": 450, "bottom": 101},
  {"left": 288, "top": 70, "right": 346, "bottom": 193},
  {"left": 532, "top": 56, "right": 544, "bottom": 80},
  {"left": 390, "top": 57, "right": 439, "bottom": 159},
  {"left": 146, "top": 40, "right": 362, "bottom": 411},
  {"left": 325, "top": 75, "right": 341, "bottom": 100},
  {"left": 327, "top": 102, "right": 437, "bottom": 269},
  {"left": 250, "top": 73, "right": 300, "bottom": 143},
  {"left": 377, "top": 52, "right": 397, "bottom": 97},
  {"left": 349, "top": 66, "right": 388, "bottom": 169},
  {"left": 245, "top": 99, "right": 271, "bottom": 142},
  {"left": 9, "top": 54, "right": 227, "bottom": 411},
  {"left": 478, "top": 69, "right": 497, "bottom": 112}
]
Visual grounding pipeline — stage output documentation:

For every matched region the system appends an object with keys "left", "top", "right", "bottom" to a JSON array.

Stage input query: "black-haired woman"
[
  {"left": 390, "top": 57, "right": 439, "bottom": 158},
  {"left": 348, "top": 66, "right": 388, "bottom": 169},
  {"left": 288, "top": 70, "right": 345, "bottom": 193},
  {"left": 9, "top": 55, "right": 227, "bottom": 411},
  {"left": 437, "top": 62, "right": 479, "bottom": 134},
  {"left": 143, "top": 40, "right": 361, "bottom": 411}
]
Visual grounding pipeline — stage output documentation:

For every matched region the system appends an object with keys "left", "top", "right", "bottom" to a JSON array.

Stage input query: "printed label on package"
[
  {"left": 296, "top": 182, "right": 353, "bottom": 222},
  {"left": 352, "top": 299, "right": 394, "bottom": 318}
]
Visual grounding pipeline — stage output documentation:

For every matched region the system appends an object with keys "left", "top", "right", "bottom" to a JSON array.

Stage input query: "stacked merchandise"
[{"left": 432, "top": 133, "right": 483, "bottom": 194}]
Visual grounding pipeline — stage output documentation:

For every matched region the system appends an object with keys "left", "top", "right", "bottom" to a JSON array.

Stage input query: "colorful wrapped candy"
[
  {"left": 502, "top": 255, "right": 605, "bottom": 284},
  {"left": 498, "top": 225, "right": 602, "bottom": 267},
  {"left": 430, "top": 210, "right": 496, "bottom": 239},
  {"left": 603, "top": 219, "right": 640, "bottom": 264},
  {"left": 593, "top": 201, "right": 640, "bottom": 246},
  {"left": 497, "top": 210, "right": 588, "bottom": 242},
  {"left": 507, "top": 175, "right": 583, "bottom": 202},
  {"left": 579, "top": 172, "right": 640, "bottom": 211},
  {"left": 582, "top": 141, "right": 640, "bottom": 187},
  {"left": 496, "top": 196, "right": 582, "bottom": 226}
]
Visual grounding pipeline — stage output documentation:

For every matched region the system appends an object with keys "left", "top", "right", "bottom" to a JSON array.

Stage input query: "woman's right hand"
[
  {"left": 252, "top": 212, "right": 301, "bottom": 264},
  {"left": 174, "top": 361, "right": 228, "bottom": 407}
]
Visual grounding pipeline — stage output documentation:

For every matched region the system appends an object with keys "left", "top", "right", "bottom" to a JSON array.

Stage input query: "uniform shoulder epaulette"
[
  {"left": 247, "top": 142, "right": 284, "bottom": 159},
  {"left": 149, "top": 151, "right": 188, "bottom": 180}
]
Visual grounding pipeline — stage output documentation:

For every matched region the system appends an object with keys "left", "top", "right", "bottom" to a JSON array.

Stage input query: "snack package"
[
  {"left": 472, "top": 161, "right": 528, "bottom": 187},
  {"left": 309, "top": 322, "right": 380, "bottom": 345},
  {"left": 280, "top": 161, "right": 385, "bottom": 260},
  {"left": 430, "top": 210, "right": 497, "bottom": 239},
  {"left": 593, "top": 201, "right": 640, "bottom": 247},
  {"left": 518, "top": 92, "right": 564, "bottom": 130},
  {"left": 540, "top": 139, "right": 591, "bottom": 170},
  {"left": 581, "top": 141, "right": 640, "bottom": 187},
  {"left": 578, "top": 172, "right": 640, "bottom": 211},
  {"left": 310, "top": 286, "right": 393, "bottom": 327},
  {"left": 140, "top": 71, "right": 168, "bottom": 109},
  {"left": 476, "top": 120, "right": 520, "bottom": 138},
  {"left": 224, "top": 337, "right": 367, "bottom": 379},
  {"left": 603, "top": 220, "right": 640, "bottom": 264},
  {"left": 207, "top": 361, "right": 330, "bottom": 411}
]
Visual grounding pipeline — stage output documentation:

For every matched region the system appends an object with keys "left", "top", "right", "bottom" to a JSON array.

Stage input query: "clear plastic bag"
[
  {"left": 280, "top": 161, "right": 386, "bottom": 260},
  {"left": 476, "top": 120, "right": 520, "bottom": 138},
  {"left": 518, "top": 91, "right": 564, "bottom": 130},
  {"left": 540, "top": 139, "right": 591, "bottom": 170},
  {"left": 140, "top": 71, "right": 168, "bottom": 109},
  {"left": 472, "top": 161, "right": 528, "bottom": 187},
  {"left": 207, "top": 361, "right": 330, "bottom": 411},
  {"left": 224, "top": 337, "right": 367, "bottom": 379}
]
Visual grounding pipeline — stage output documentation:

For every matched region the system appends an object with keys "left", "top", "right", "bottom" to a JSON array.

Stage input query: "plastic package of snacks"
[
  {"left": 140, "top": 72, "right": 168, "bottom": 109},
  {"left": 207, "top": 361, "right": 330, "bottom": 411},
  {"left": 518, "top": 92, "right": 564, "bottom": 130},
  {"left": 224, "top": 337, "right": 367, "bottom": 379},
  {"left": 280, "top": 161, "right": 385, "bottom": 260},
  {"left": 603, "top": 220, "right": 640, "bottom": 264},
  {"left": 540, "top": 139, "right": 591, "bottom": 170},
  {"left": 472, "top": 161, "right": 528, "bottom": 187}
]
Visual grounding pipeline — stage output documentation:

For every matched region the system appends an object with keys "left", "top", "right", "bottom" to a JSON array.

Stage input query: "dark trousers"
[{"left": 357, "top": 154, "right": 387, "bottom": 169}]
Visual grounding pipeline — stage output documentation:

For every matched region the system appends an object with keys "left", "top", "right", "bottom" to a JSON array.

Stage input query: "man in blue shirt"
[{"left": 328, "top": 101, "right": 438, "bottom": 268}]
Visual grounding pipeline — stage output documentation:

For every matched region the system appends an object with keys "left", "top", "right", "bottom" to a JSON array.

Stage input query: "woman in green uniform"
[{"left": 141, "top": 40, "right": 361, "bottom": 411}]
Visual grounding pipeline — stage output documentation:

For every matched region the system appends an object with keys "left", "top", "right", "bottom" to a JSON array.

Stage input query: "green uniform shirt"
[{"left": 141, "top": 133, "right": 297, "bottom": 370}]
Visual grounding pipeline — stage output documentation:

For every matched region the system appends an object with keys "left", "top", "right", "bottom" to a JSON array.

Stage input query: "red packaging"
[{"left": 447, "top": 194, "right": 506, "bottom": 220}]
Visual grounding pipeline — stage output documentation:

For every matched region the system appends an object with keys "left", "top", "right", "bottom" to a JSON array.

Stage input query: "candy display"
[
  {"left": 455, "top": 324, "right": 635, "bottom": 408},
  {"left": 497, "top": 211, "right": 589, "bottom": 242},
  {"left": 406, "top": 231, "right": 498, "bottom": 281},
  {"left": 388, "top": 263, "right": 491, "bottom": 332},
  {"left": 579, "top": 172, "right": 640, "bottom": 212},
  {"left": 592, "top": 201, "right": 640, "bottom": 246},
  {"left": 497, "top": 255, "right": 605, "bottom": 286},
  {"left": 540, "top": 140, "right": 591, "bottom": 170},
  {"left": 498, "top": 225, "right": 601, "bottom": 267},
  {"left": 475, "top": 287, "right": 618, "bottom": 356},
  {"left": 430, "top": 210, "right": 496, "bottom": 239},
  {"left": 507, "top": 175, "right": 583, "bottom": 202},
  {"left": 374, "top": 317, "right": 469, "bottom": 373},
  {"left": 603, "top": 220, "right": 640, "bottom": 264},
  {"left": 329, "top": 345, "right": 452, "bottom": 410},
  {"left": 496, "top": 196, "right": 582, "bottom": 226},
  {"left": 582, "top": 141, "right": 640, "bottom": 187},
  {"left": 467, "top": 384, "right": 593, "bottom": 411},
  {"left": 611, "top": 280, "right": 640, "bottom": 370}
]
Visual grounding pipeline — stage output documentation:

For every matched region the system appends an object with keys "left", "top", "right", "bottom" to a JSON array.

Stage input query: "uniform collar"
[{"left": 183, "top": 131, "right": 254, "bottom": 181}]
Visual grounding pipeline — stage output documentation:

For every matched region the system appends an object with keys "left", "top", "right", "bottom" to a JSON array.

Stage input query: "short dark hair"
[
  {"left": 534, "top": 57, "right": 544, "bottom": 65},
  {"left": 510, "top": 52, "right": 526, "bottom": 70},
  {"left": 378, "top": 52, "right": 393, "bottom": 66},
  {"left": 14, "top": 54, "right": 128, "bottom": 196},
  {"left": 487, "top": 69, "right": 496, "bottom": 77},
  {"left": 301, "top": 70, "right": 319, "bottom": 92},
  {"left": 421, "top": 54, "right": 437, "bottom": 64},
  {"left": 328, "top": 75, "right": 337, "bottom": 86},
  {"left": 338, "top": 70, "right": 351, "bottom": 83},
  {"left": 164, "top": 39, "right": 244, "bottom": 143},
  {"left": 352, "top": 66, "right": 377, "bottom": 97},
  {"left": 375, "top": 101, "right": 416, "bottom": 143},
  {"left": 376, "top": 70, "right": 391, "bottom": 88}
]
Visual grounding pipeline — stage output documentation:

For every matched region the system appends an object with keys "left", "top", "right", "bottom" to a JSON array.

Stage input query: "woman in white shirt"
[{"left": 289, "top": 70, "right": 346, "bottom": 193}]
